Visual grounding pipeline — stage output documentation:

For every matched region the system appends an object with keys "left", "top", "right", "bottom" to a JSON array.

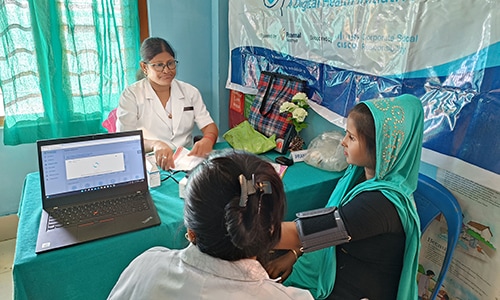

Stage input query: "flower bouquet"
[{"left": 279, "top": 92, "right": 310, "bottom": 151}]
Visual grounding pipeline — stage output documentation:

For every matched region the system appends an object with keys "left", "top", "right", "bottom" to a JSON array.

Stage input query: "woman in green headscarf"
[{"left": 266, "top": 95, "right": 424, "bottom": 299}]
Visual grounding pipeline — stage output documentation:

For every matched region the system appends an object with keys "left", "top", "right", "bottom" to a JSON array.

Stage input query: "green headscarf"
[{"left": 284, "top": 94, "right": 424, "bottom": 299}]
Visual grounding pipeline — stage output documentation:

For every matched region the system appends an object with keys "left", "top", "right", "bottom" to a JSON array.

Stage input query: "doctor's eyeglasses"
[{"left": 147, "top": 60, "right": 178, "bottom": 72}]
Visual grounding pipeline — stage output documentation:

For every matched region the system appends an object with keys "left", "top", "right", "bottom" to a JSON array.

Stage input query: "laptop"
[{"left": 35, "top": 130, "right": 161, "bottom": 253}]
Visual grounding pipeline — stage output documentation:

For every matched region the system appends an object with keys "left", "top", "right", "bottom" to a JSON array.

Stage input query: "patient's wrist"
[{"left": 290, "top": 248, "right": 302, "bottom": 261}]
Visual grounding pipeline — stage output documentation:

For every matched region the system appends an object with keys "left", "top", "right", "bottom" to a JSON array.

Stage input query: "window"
[{"left": 0, "top": 0, "right": 141, "bottom": 144}]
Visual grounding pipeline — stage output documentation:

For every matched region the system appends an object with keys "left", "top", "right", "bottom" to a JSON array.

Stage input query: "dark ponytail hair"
[
  {"left": 184, "top": 150, "right": 285, "bottom": 264},
  {"left": 140, "top": 37, "right": 175, "bottom": 63}
]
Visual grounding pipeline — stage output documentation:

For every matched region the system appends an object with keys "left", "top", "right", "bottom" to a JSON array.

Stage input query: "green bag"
[{"left": 223, "top": 120, "right": 276, "bottom": 154}]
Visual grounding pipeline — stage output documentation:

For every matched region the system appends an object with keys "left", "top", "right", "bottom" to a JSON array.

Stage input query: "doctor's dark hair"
[
  {"left": 348, "top": 102, "right": 376, "bottom": 169},
  {"left": 184, "top": 150, "right": 285, "bottom": 263},
  {"left": 140, "top": 37, "right": 175, "bottom": 62}
]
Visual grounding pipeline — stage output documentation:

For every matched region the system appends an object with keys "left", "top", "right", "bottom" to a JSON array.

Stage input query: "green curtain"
[{"left": 0, "top": 0, "right": 140, "bottom": 145}]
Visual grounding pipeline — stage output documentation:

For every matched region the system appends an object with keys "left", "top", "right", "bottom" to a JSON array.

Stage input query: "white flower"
[
  {"left": 279, "top": 92, "right": 310, "bottom": 133},
  {"left": 292, "top": 92, "right": 308, "bottom": 101},
  {"left": 292, "top": 107, "right": 308, "bottom": 123},
  {"left": 279, "top": 102, "right": 297, "bottom": 113}
]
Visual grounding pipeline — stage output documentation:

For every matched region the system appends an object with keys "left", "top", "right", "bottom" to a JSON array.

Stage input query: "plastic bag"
[
  {"left": 223, "top": 120, "right": 277, "bottom": 154},
  {"left": 304, "top": 131, "right": 348, "bottom": 172}
]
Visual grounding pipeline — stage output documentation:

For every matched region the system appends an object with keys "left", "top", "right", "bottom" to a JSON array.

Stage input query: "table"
[{"left": 13, "top": 145, "right": 343, "bottom": 300}]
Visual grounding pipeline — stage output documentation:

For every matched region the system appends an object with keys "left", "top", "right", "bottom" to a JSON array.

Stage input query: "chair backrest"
[{"left": 414, "top": 173, "right": 463, "bottom": 300}]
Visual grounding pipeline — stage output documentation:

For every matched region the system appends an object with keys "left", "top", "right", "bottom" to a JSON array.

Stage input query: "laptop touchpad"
[{"left": 78, "top": 219, "right": 117, "bottom": 241}]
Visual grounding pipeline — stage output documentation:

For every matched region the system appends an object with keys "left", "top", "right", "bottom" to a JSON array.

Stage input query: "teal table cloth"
[{"left": 13, "top": 144, "right": 343, "bottom": 300}]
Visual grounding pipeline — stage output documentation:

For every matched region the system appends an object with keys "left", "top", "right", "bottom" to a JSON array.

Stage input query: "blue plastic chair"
[{"left": 414, "top": 173, "right": 463, "bottom": 300}]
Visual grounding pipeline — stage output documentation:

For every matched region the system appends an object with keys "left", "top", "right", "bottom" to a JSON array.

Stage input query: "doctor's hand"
[
  {"left": 152, "top": 141, "right": 175, "bottom": 170},
  {"left": 188, "top": 137, "right": 213, "bottom": 158},
  {"left": 265, "top": 250, "right": 298, "bottom": 283}
]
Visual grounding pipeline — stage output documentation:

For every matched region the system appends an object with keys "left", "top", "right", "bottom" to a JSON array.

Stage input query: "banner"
[
  {"left": 226, "top": 0, "right": 500, "bottom": 192},
  {"left": 417, "top": 170, "right": 500, "bottom": 300}
]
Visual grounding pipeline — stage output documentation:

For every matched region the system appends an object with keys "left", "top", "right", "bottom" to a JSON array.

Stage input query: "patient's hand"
[{"left": 265, "top": 250, "right": 297, "bottom": 283}]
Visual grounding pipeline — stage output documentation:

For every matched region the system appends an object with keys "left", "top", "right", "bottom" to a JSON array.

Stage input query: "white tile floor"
[{"left": 0, "top": 238, "right": 15, "bottom": 300}]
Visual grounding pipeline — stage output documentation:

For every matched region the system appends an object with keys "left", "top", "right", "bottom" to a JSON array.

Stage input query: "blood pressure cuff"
[{"left": 295, "top": 206, "right": 351, "bottom": 253}]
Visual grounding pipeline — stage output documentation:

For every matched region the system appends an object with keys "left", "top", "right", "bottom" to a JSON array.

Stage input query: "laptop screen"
[{"left": 38, "top": 131, "right": 146, "bottom": 200}]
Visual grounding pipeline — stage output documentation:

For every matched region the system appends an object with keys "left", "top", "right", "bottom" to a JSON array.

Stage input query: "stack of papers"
[{"left": 172, "top": 146, "right": 206, "bottom": 171}]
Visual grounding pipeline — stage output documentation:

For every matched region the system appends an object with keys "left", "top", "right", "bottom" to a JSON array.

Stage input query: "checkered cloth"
[{"left": 248, "top": 71, "right": 306, "bottom": 139}]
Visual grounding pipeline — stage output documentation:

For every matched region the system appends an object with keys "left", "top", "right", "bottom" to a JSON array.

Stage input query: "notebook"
[{"left": 35, "top": 130, "right": 161, "bottom": 253}]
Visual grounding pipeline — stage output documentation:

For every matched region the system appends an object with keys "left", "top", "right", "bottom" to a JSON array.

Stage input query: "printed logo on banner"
[
  {"left": 260, "top": 27, "right": 298, "bottom": 42},
  {"left": 263, "top": 0, "right": 288, "bottom": 15},
  {"left": 263, "top": 0, "right": 285, "bottom": 8},
  {"left": 280, "top": 28, "right": 286, "bottom": 40}
]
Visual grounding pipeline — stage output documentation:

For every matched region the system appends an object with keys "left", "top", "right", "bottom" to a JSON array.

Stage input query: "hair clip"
[
  {"left": 256, "top": 181, "right": 272, "bottom": 195},
  {"left": 239, "top": 174, "right": 256, "bottom": 207},
  {"left": 239, "top": 174, "right": 272, "bottom": 207}
]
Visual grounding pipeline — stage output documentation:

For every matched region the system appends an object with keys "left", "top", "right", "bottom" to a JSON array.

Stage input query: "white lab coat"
[
  {"left": 116, "top": 78, "right": 214, "bottom": 149},
  {"left": 108, "top": 245, "right": 314, "bottom": 300}
]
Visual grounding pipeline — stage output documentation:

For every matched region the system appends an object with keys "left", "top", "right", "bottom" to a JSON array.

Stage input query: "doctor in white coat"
[{"left": 116, "top": 37, "right": 218, "bottom": 170}]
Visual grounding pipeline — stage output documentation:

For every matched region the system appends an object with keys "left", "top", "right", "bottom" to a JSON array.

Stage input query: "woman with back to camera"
[
  {"left": 108, "top": 150, "right": 313, "bottom": 300},
  {"left": 116, "top": 37, "right": 218, "bottom": 170},
  {"left": 266, "top": 95, "right": 424, "bottom": 299}
]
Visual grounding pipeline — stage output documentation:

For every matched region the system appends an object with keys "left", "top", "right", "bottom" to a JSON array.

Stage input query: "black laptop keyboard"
[{"left": 47, "top": 192, "right": 150, "bottom": 230}]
